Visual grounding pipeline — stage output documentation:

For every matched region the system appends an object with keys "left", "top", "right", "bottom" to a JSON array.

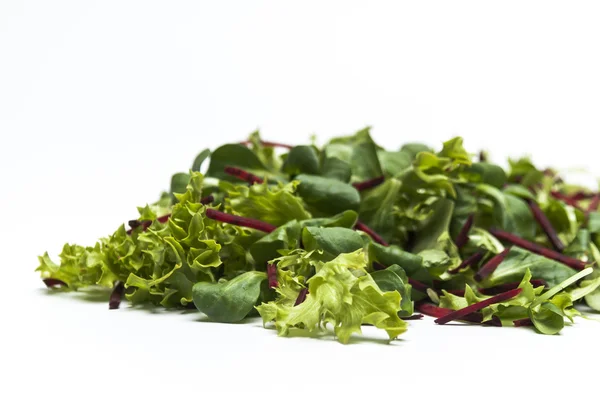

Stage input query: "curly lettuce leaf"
[{"left": 256, "top": 250, "right": 407, "bottom": 343}]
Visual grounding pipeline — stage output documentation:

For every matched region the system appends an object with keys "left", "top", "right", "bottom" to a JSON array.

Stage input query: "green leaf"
[
  {"left": 476, "top": 184, "right": 536, "bottom": 240},
  {"left": 502, "top": 184, "right": 536, "bottom": 201},
  {"left": 295, "top": 174, "right": 360, "bottom": 216},
  {"left": 438, "top": 137, "right": 472, "bottom": 166},
  {"left": 377, "top": 150, "right": 413, "bottom": 177},
  {"left": 321, "top": 157, "right": 351, "bottom": 182},
  {"left": 463, "top": 162, "right": 507, "bottom": 188},
  {"left": 256, "top": 252, "right": 407, "bottom": 343},
  {"left": 192, "top": 271, "right": 267, "bottom": 323},
  {"left": 206, "top": 144, "right": 269, "bottom": 181},
  {"left": 370, "top": 264, "right": 414, "bottom": 316},
  {"left": 302, "top": 226, "right": 364, "bottom": 260},
  {"left": 170, "top": 172, "right": 190, "bottom": 201},
  {"left": 400, "top": 143, "right": 432, "bottom": 158},
  {"left": 249, "top": 220, "right": 302, "bottom": 266},
  {"left": 529, "top": 302, "right": 565, "bottom": 335},
  {"left": 226, "top": 181, "right": 311, "bottom": 227},
  {"left": 326, "top": 127, "right": 384, "bottom": 181},
  {"left": 300, "top": 210, "right": 358, "bottom": 229},
  {"left": 191, "top": 149, "right": 211, "bottom": 172},
  {"left": 412, "top": 197, "right": 455, "bottom": 253},
  {"left": 282, "top": 145, "right": 320, "bottom": 176},
  {"left": 367, "top": 243, "right": 424, "bottom": 277},
  {"left": 486, "top": 247, "right": 578, "bottom": 288},
  {"left": 359, "top": 178, "right": 402, "bottom": 242}
]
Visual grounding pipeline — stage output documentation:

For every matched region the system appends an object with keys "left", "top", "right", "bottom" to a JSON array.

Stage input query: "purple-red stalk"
[
  {"left": 587, "top": 195, "right": 600, "bottom": 214},
  {"left": 513, "top": 318, "right": 534, "bottom": 327},
  {"left": 109, "top": 281, "right": 125, "bottom": 310},
  {"left": 490, "top": 228, "right": 587, "bottom": 271},
  {"left": 479, "top": 151, "right": 487, "bottom": 162},
  {"left": 434, "top": 288, "right": 522, "bottom": 325},
  {"left": 448, "top": 279, "right": 546, "bottom": 296},
  {"left": 267, "top": 263, "right": 278, "bottom": 289},
  {"left": 528, "top": 200, "right": 565, "bottom": 252},
  {"left": 455, "top": 214, "right": 475, "bottom": 249},
  {"left": 416, "top": 302, "right": 501, "bottom": 326},
  {"left": 550, "top": 191, "right": 586, "bottom": 211},
  {"left": 200, "top": 195, "right": 215, "bottom": 205},
  {"left": 474, "top": 248, "right": 511, "bottom": 282},
  {"left": 43, "top": 278, "right": 67, "bottom": 288},
  {"left": 448, "top": 250, "right": 485, "bottom": 274},
  {"left": 205, "top": 208, "right": 276, "bottom": 233},
  {"left": 240, "top": 140, "right": 293, "bottom": 149},
  {"left": 294, "top": 288, "right": 308, "bottom": 306},
  {"left": 408, "top": 278, "right": 433, "bottom": 294},
  {"left": 352, "top": 176, "right": 385, "bottom": 191},
  {"left": 224, "top": 166, "right": 264, "bottom": 185},
  {"left": 355, "top": 221, "right": 389, "bottom": 246}
]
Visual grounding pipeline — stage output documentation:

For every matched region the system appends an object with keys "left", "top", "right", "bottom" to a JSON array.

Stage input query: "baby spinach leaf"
[
  {"left": 294, "top": 174, "right": 360, "bottom": 215},
  {"left": 282, "top": 145, "right": 320, "bottom": 176},
  {"left": 192, "top": 271, "right": 267, "bottom": 323},
  {"left": 302, "top": 226, "right": 364, "bottom": 260}
]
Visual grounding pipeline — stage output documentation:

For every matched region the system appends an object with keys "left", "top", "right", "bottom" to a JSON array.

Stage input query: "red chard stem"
[
  {"left": 109, "top": 281, "right": 125, "bottom": 310},
  {"left": 455, "top": 213, "right": 475, "bottom": 249},
  {"left": 355, "top": 221, "right": 389, "bottom": 246},
  {"left": 224, "top": 166, "right": 264, "bottom": 185},
  {"left": 352, "top": 176, "right": 385, "bottom": 191},
  {"left": 267, "top": 263, "right": 278, "bottom": 289},
  {"left": 513, "top": 318, "right": 534, "bottom": 327},
  {"left": 416, "top": 302, "right": 501, "bottom": 326},
  {"left": 43, "top": 278, "right": 67, "bottom": 288},
  {"left": 294, "top": 288, "right": 308, "bottom": 306},
  {"left": 434, "top": 288, "right": 522, "bottom": 325},
  {"left": 205, "top": 208, "right": 276, "bottom": 233},
  {"left": 474, "top": 248, "right": 510, "bottom": 281},
  {"left": 490, "top": 229, "right": 587, "bottom": 271},
  {"left": 448, "top": 250, "right": 484, "bottom": 274},
  {"left": 200, "top": 195, "right": 215, "bottom": 205},
  {"left": 527, "top": 200, "right": 565, "bottom": 252},
  {"left": 409, "top": 278, "right": 433, "bottom": 294}
]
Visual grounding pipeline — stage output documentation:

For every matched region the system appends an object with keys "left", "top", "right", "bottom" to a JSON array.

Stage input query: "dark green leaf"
[
  {"left": 282, "top": 145, "right": 320, "bottom": 176},
  {"left": 301, "top": 226, "right": 364, "bottom": 260},
  {"left": 321, "top": 156, "right": 352, "bottom": 182},
  {"left": 206, "top": 144, "right": 269, "bottom": 181},
  {"left": 300, "top": 210, "right": 358, "bottom": 229},
  {"left": 192, "top": 271, "right": 267, "bottom": 323},
  {"left": 359, "top": 178, "right": 402, "bottom": 242},
  {"left": 191, "top": 149, "right": 211, "bottom": 172},
  {"left": 249, "top": 220, "right": 302, "bottom": 266},
  {"left": 295, "top": 174, "right": 360, "bottom": 216},
  {"left": 370, "top": 264, "right": 413, "bottom": 316},
  {"left": 486, "top": 246, "right": 577, "bottom": 288},
  {"left": 463, "top": 162, "right": 507, "bottom": 188}
]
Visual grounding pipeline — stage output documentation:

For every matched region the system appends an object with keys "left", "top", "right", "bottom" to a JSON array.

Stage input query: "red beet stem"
[
  {"left": 490, "top": 229, "right": 587, "bottom": 271},
  {"left": 109, "top": 281, "right": 125, "bottom": 310},
  {"left": 401, "top": 314, "right": 424, "bottom": 320},
  {"left": 474, "top": 248, "right": 510, "bottom": 281},
  {"left": 200, "top": 195, "right": 215, "bottom": 205},
  {"left": 587, "top": 195, "right": 600, "bottom": 214},
  {"left": 240, "top": 140, "right": 293, "bottom": 149},
  {"left": 448, "top": 250, "right": 485, "bottom": 274},
  {"left": 409, "top": 278, "right": 432, "bottom": 294},
  {"left": 480, "top": 279, "right": 546, "bottom": 295},
  {"left": 448, "top": 279, "right": 546, "bottom": 296},
  {"left": 416, "top": 302, "right": 501, "bottom": 326},
  {"left": 434, "top": 288, "right": 522, "bottom": 325},
  {"left": 528, "top": 200, "right": 565, "bottom": 252},
  {"left": 43, "top": 278, "right": 67, "bottom": 288},
  {"left": 205, "top": 208, "right": 276, "bottom": 233},
  {"left": 513, "top": 318, "right": 534, "bottom": 327},
  {"left": 355, "top": 221, "right": 389, "bottom": 246},
  {"left": 550, "top": 191, "right": 586, "bottom": 211},
  {"left": 352, "top": 176, "right": 385, "bottom": 191},
  {"left": 455, "top": 214, "right": 475, "bottom": 249},
  {"left": 267, "top": 263, "right": 278, "bottom": 289},
  {"left": 224, "top": 166, "right": 264, "bottom": 185},
  {"left": 294, "top": 288, "right": 308, "bottom": 306}
]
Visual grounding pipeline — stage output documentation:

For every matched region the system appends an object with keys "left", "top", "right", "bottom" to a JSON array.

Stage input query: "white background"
[{"left": 2, "top": 1, "right": 600, "bottom": 397}]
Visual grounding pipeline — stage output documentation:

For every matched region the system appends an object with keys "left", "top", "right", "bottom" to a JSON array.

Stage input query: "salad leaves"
[{"left": 38, "top": 129, "right": 600, "bottom": 343}]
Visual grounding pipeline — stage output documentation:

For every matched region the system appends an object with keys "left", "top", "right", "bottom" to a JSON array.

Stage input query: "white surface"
[{"left": 2, "top": 1, "right": 600, "bottom": 397}]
